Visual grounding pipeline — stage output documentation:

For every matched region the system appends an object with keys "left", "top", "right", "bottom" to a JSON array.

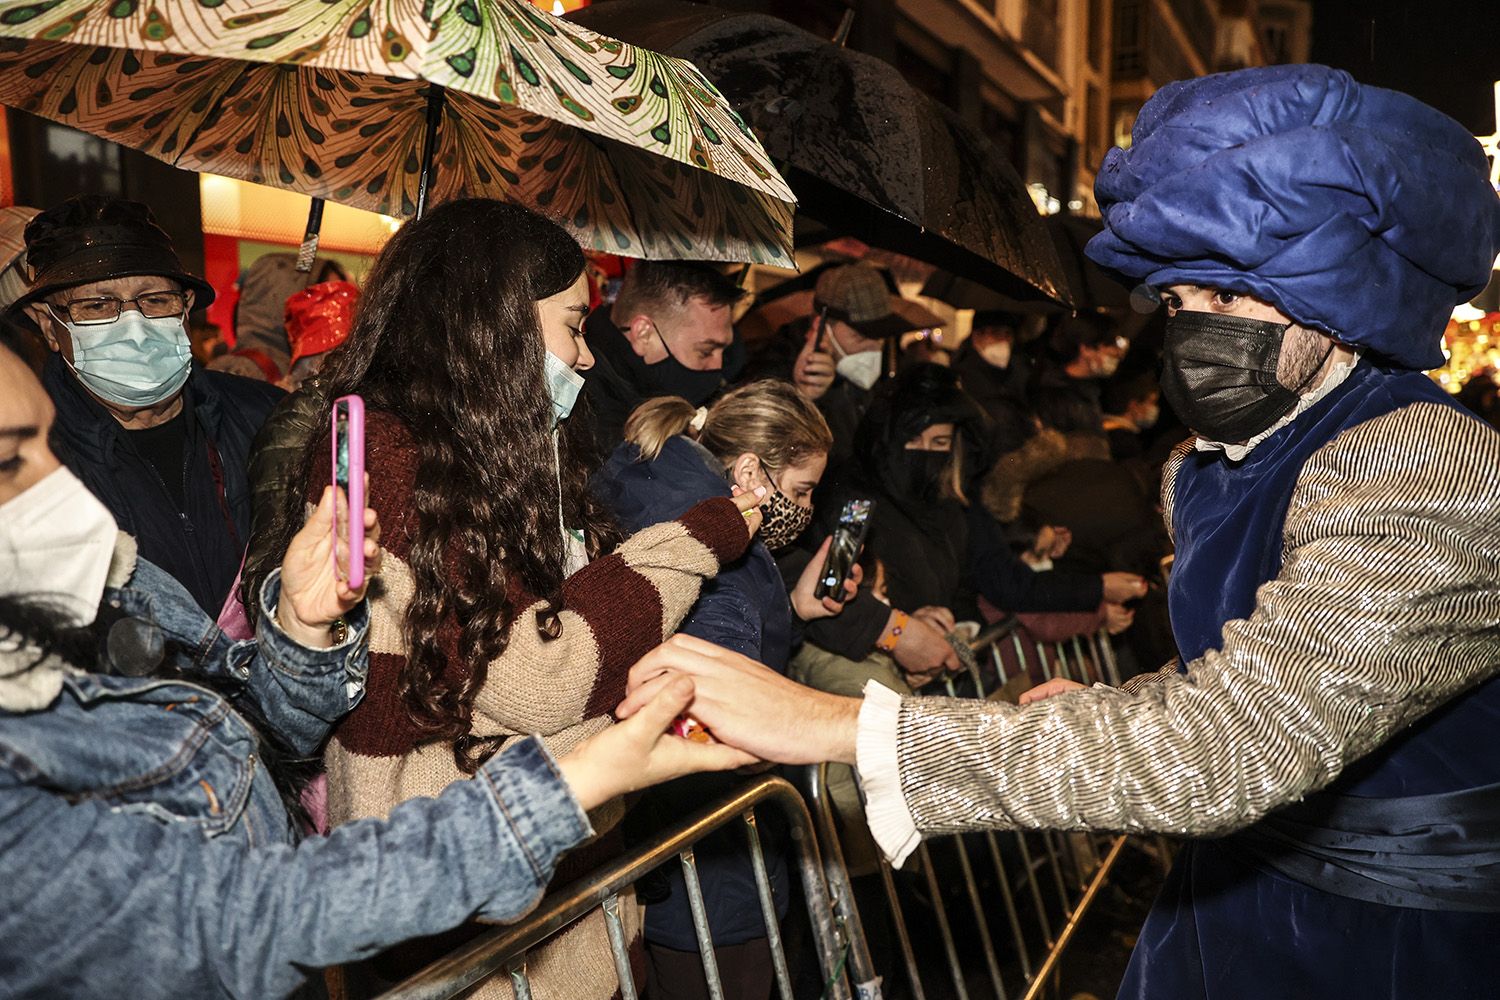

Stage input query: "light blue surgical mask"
[
  {"left": 544, "top": 350, "right": 585, "bottom": 424},
  {"left": 54, "top": 307, "right": 192, "bottom": 408}
]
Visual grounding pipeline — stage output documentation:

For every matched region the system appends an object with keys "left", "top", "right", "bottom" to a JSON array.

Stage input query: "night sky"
[{"left": 1310, "top": 0, "right": 1500, "bottom": 135}]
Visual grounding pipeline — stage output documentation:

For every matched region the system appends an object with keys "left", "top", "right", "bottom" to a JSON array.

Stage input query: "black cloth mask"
[
  {"left": 649, "top": 323, "right": 726, "bottom": 406},
  {"left": 1160, "top": 311, "right": 1333, "bottom": 444},
  {"left": 895, "top": 448, "right": 951, "bottom": 504}
]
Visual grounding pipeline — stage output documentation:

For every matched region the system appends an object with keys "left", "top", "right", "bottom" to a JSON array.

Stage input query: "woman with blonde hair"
[{"left": 595, "top": 379, "right": 850, "bottom": 1000}]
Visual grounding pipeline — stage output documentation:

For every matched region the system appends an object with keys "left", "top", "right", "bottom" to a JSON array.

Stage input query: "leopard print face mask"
[{"left": 755, "top": 464, "right": 813, "bottom": 552}]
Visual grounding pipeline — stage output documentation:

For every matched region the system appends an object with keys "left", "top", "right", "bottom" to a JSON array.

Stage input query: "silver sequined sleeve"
[{"left": 893, "top": 402, "right": 1500, "bottom": 838}]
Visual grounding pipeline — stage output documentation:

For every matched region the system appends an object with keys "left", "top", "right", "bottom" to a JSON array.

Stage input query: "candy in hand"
[{"left": 671, "top": 714, "right": 714, "bottom": 744}]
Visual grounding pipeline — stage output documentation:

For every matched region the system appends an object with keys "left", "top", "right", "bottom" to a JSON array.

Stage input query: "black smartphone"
[
  {"left": 813, "top": 305, "right": 831, "bottom": 353},
  {"left": 815, "top": 499, "right": 874, "bottom": 600}
]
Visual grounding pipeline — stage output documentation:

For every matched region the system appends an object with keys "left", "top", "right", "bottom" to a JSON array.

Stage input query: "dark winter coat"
[
  {"left": 43, "top": 354, "right": 281, "bottom": 615},
  {"left": 593, "top": 435, "right": 791, "bottom": 950}
]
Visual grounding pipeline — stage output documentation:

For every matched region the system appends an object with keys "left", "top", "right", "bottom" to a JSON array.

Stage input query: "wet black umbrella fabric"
[
  {"left": 923, "top": 214, "right": 1129, "bottom": 314},
  {"left": 570, "top": 0, "right": 1071, "bottom": 307}
]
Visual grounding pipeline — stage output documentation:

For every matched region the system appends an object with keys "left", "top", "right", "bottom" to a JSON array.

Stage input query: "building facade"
[{"left": 752, "top": 0, "right": 1310, "bottom": 217}]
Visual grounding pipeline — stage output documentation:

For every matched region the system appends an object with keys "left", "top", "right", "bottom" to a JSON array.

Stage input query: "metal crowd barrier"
[
  {"left": 376, "top": 775, "right": 857, "bottom": 1000},
  {"left": 378, "top": 622, "right": 1160, "bottom": 1000},
  {"left": 805, "top": 618, "right": 1137, "bottom": 1000}
]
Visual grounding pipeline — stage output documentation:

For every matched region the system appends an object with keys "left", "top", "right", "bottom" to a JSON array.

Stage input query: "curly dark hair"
[{"left": 262, "top": 198, "right": 621, "bottom": 771}]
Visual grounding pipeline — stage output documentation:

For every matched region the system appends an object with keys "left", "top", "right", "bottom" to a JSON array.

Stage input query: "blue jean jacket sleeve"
[
  {"left": 0, "top": 736, "right": 590, "bottom": 1000},
  {"left": 118, "top": 558, "right": 369, "bottom": 757}
]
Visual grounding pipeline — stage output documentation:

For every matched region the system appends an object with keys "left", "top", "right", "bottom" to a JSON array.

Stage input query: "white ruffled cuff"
[{"left": 856, "top": 679, "right": 921, "bottom": 867}]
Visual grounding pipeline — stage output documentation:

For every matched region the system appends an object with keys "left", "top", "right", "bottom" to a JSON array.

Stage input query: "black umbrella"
[
  {"left": 570, "top": 0, "right": 1071, "bottom": 308},
  {"left": 922, "top": 214, "right": 1130, "bottom": 315}
]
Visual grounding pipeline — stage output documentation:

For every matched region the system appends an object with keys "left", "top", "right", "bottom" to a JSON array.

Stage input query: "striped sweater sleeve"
[
  {"left": 882, "top": 403, "right": 1500, "bottom": 838},
  {"left": 470, "top": 497, "right": 749, "bottom": 738}
]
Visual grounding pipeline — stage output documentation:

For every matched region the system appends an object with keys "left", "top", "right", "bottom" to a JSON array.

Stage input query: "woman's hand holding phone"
[
  {"left": 791, "top": 535, "right": 862, "bottom": 621},
  {"left": 277, "top": 482, "right": 384, "bottom": 648}
]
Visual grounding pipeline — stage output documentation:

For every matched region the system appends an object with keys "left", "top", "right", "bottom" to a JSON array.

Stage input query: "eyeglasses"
[{"left": 51, "top": 290, "right": 188, "bottom": 326}]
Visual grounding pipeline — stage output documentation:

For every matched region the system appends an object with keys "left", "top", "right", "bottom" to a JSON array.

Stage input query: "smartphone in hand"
[
  {"left": 332, "top": 395, "right": 366, "bottom": 589},
  {"left": 815, "top": 498, "right": 874, "bottom": 601}
]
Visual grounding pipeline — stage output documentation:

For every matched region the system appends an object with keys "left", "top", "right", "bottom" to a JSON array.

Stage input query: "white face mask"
[
  {"left": 544, "top": 350, "right": 585, "bottom": 425},
  {"left": 56, "top": 308, "right": 192, "bottom": 408},
  {"left": 977, "top": 338, "right": 1012, "bottom": 370},
  {"left": 835, "top": 351, "right": 882, "bottom": 391},
  {"left": 826, "top": 323, "right": 884, "bottom": 391},
  {"left": 0, "top": 466, "right": 118, "bottom": 626}
]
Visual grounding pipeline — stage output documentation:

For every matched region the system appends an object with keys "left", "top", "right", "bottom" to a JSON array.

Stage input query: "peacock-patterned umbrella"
[{"left": 0, "top": 0, "right": 797, "bottom": 265}]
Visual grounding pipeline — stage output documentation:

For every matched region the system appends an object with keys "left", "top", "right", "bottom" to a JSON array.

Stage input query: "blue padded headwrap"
[{"left": 1086, "top": 65, "right": 1500, "bottom": 370}]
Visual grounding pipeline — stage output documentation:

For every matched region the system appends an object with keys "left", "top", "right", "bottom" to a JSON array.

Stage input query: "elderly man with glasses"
[{"left": 11, "top": 195, "right": 281, "bottom": 615}]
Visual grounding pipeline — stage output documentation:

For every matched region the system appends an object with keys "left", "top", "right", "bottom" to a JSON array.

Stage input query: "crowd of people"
[{"left": 2, "top": 63, "right": 1500, "bottom": 1000}]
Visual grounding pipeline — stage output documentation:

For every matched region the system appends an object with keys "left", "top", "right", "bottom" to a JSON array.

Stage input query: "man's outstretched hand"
[{"left": 618, "top": 634, "right": 862, "bottom": 766}]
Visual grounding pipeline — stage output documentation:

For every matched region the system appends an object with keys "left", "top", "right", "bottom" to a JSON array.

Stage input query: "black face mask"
[
  {"left": 896, "top": 448, "right": 950, "bottom": 502},
  {"left": 648, "top": 323, "right": 726, "bottom": 406},
  {"left": 1160, "top": 311, "right": 1332, "bottom": 443}
]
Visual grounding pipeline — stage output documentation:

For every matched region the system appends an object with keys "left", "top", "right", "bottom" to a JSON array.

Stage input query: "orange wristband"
[{"left": 876, "top": 610, "right": 909, "bottom": 654}]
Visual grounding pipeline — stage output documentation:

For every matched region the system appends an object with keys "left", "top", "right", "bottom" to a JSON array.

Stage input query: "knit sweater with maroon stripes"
[{"left": 314, "top": 410, "right": 749, "bottom": 999}]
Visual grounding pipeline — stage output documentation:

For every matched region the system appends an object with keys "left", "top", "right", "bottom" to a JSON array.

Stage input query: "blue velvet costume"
[
  {"left": 1085, "top": 66, "right": 1500, "bottom": 998},
  {"left": 1121, "top": 361, "right": 1500, "bottom": 999}
]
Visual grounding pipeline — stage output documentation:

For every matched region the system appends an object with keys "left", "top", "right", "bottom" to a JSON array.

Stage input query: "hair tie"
[{"left": 689, "top": 406, "right": 708, "bottom": 432}]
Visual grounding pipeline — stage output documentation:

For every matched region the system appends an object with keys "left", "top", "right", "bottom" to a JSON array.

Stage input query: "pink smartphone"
[{"left": 332, "top": 395, "right": 365, "bottom": 589}]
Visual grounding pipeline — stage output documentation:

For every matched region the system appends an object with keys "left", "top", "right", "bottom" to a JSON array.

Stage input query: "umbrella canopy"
[
  {"left": 0, "top": 0, "right": 796, "bottom": 265},
  {"left": 922, "top": 214, "right": 1131, "bottom": 315},
  {"left": 570, "top": 0, "right": 1070, "bottom": 306}
]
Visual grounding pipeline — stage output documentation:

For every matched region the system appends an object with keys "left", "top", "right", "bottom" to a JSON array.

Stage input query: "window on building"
[
  {"left": 1113, "top": 0, "right": 1146, "bottom": 78},
  {"left": 1023, "top": 0, "right": 1061, "bottom": 71},
  {"left": 1088, "top": 0, "right": 1107, "bottom": 70}
]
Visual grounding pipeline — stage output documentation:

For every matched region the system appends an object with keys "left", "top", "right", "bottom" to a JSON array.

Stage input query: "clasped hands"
[{"left": 613, "top": 631, "right": 1096, "bottom": 774}]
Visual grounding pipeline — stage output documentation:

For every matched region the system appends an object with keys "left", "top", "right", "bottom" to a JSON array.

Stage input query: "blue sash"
[{"left": 1222, "top": 782, "right": 1500, "bottom": 912}]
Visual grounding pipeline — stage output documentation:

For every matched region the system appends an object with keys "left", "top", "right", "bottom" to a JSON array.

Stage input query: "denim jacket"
[{"left": 0, "top": 541, "right": 592, "bottom": 999}]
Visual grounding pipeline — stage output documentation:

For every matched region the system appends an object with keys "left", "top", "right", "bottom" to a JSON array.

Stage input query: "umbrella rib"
[
  {"left": 599, "top": 133, "right": 651, "bottom": 260},
  {"left": 169, "top": 62, "right": 255, "bottom": 171}
]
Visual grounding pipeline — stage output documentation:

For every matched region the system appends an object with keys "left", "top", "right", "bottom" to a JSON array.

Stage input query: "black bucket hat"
[{"left": 8, "top": 194, "right": 214, "bottom": 316}]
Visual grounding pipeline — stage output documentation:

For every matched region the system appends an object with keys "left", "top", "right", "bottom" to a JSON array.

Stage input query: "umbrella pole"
[
  {"left": 832, "top": 9, "right": 855, "bottom": 46},
  {"left": 295, "top": 197, "right": 326, "bottom": 276},
  {"left": 415, "top": 86, "right": 447, "bottom": 221}
]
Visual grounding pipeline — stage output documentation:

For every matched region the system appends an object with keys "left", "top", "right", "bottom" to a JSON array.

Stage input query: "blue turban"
[{"left": 1086, "top": 65, "right": 1500, "bottom": 371}]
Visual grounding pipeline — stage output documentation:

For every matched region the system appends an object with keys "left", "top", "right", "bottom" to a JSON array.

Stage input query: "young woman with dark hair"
[
  {"left": 0, "top": 343, "right": 752, "bottom": 999},
  {"left": 260, "top": 198, "right": 764, "bottom": 998}
]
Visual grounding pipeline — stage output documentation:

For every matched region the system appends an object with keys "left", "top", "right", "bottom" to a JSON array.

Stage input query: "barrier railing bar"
[
  {"left": 506, "top": 958, "right": 531, "bottom": 1000},
  {"left": 1098, "top": 631, "right": 1123, "bottom": 687},
  {"left": 876, "top": 857, "right": 927, "bottom": 1000},
  {"left": 803, "top": 766, "right": 882, "bottom": 999},
  {"left": 952, "top": 834, "right": 1010, "bottom": 1000},
  {"left": 680, "top": 847, "right": 727, "bottom": 1000},
  {"left": 743, "top": 811, "right": 796, "bottom": 1000},
  {"left": 1020, "top": 836, "right": 1128, "bottom": 1000},
  {"left": 982, "top": 830, "right": 1035, "bottom": 981},
  {"left": 957, "top": 658, "right": 1036, "bottom": 982},
  {"left": 917, "top": 842, "right": 972, "bottom": 1000},
  {"left": 1070, "top": 636, "right": 1092, "bottom": 683},
  {"left": 377, "top": 776, "right": 849, "bottom": 1000},
  {"left": 601, "top": 894, "right": 638, "bottom": 1000}
]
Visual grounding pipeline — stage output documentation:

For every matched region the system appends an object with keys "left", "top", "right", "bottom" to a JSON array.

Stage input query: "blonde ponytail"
[{"left": 623, "top": 396, "right": 699, "bottom": 461}]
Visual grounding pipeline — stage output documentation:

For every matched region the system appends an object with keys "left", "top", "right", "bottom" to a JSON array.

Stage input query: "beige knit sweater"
[{"left": 318, "top": 411, "right": 750, "bottom": 998}]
